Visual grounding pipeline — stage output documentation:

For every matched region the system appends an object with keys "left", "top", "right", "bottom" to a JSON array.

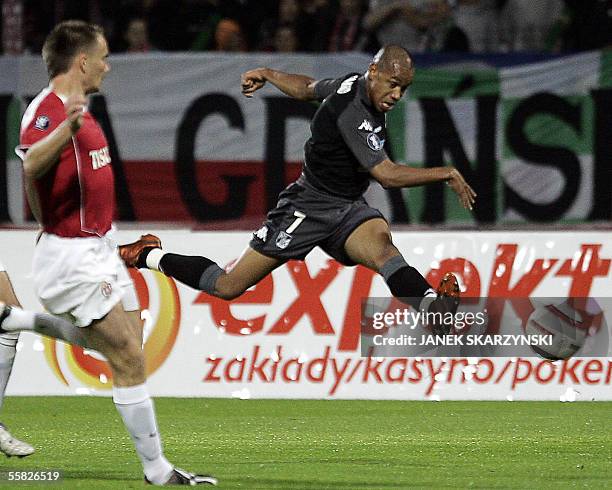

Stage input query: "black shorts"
[{"left": 249, "top": 181, "right": 384, "bottom": 265}]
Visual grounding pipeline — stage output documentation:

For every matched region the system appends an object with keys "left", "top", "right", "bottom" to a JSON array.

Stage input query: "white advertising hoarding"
[{"left": 2, "top": 229, "right": 611, "bottom": 400}]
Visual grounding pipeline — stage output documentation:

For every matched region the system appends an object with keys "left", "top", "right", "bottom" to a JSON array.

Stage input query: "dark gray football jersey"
[{"left": 303, "top": 73, "right": 388, "bottom": 199}]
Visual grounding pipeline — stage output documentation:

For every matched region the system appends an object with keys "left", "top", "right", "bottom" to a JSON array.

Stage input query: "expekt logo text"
[
  {"left": 196, "top": 244, "right": 610, "bottom": 352},
  {"left": 44, "top": 270, "right": 181, "bottom": 390}
]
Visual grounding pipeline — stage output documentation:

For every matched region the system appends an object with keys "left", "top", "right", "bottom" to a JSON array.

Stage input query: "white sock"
[
  {"left": 1, "top": 306, "right": 88, "bottom": 348},
  {"left": 0, "top": 333, "right": 18, "bottom": 411},
  {"left": 113, "top": 384, "right": 173, "bottom": 484},
  {"left": 146, "top": 249, "right": 166, "bottom": 271},
  {"left": 1, "top": 306, "right": 36, "bottom": 331}
]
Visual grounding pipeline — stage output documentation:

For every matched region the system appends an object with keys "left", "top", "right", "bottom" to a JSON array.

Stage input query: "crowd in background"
[{"left": 2, "top": 0, "right": 611, "bottom": 55}]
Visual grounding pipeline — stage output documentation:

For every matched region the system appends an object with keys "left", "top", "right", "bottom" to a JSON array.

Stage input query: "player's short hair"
[
  {"left": 372, "top": 45, "right": 413, "bottom": 73},
  {"left": 42, "top": 20, "right": 104, "bottom": 79}
]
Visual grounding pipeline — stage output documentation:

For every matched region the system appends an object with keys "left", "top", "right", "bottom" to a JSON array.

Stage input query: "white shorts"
[{"left": 32, "top": 229, "right": 139, "bottom": 327}]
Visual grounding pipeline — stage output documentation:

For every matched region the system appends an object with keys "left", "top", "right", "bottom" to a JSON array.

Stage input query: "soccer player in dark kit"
[{"left": 121, "top": 45, "right": 476, "bottom": 329}]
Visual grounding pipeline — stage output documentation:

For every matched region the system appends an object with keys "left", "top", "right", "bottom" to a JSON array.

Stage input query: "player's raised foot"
[
  {"left": 428, "top": 272, "right": 461, "bottom": 336},
  {"left": 118, "top": 234, "right": 162, "bottom": 268},
  {"left": 0, "top": 423, "right": 35, "bottom": 458},
  {"left": 145, "top": 468, "right": 218, "bottom": 486},
  {"left": 0, "top": 302, "right": 11, "bottom": 334}
]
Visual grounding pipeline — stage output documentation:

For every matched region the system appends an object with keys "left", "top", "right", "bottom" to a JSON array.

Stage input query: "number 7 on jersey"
[{"left": 286, "top": 211, "right": 306, "bottom": 234}]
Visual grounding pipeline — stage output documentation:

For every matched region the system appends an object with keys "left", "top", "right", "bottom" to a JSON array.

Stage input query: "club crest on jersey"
[
  {"left": 367, "top": 132, "right": 384, "bottom": 151},
  {"left": 275, "top": 231, "right": 292, "bottom": 249},
  {"left": 100, "top": 281, "right": 113, "bottom": 298},
  {"left": 34, "top": 115, "right": 50, "bottom": 131}
]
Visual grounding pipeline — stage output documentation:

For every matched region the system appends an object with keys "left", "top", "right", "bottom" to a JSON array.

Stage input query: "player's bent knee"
[
  {"left": 111, "top": 343, "right": 145, "bottom": 379},
  {"left": 214, "top": 278, "right": 247, "bottom": 301},
  {"left": 104, "top": 335, "right": 143, "bottom": 364},
  {"left": 215, "top": 287, "right": 244, "bottom": 301}
]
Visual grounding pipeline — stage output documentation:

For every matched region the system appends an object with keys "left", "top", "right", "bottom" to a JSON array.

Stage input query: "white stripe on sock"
[{"left": 146, "top": 249, "right": 166, "bottom": 271}]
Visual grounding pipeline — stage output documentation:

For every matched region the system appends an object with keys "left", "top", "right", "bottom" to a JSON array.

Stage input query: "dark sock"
[
  {"left": 385, "top": 266, "right": 432, "bottom": 309},
  {"left": 158, "top": 253, "right": 218, "bottom": 290},
  {"left": 136, "top": 247, "right": 157, "bottom": 268}
]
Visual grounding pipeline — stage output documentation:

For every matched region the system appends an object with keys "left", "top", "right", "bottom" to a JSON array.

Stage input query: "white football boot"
[{"left": 0, "top": 423, "right": 35, "bottom": 457}]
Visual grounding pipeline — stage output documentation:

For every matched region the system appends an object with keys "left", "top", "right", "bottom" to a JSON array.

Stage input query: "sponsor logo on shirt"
[
  {"left": 358, "top": 119, "right": 373, "bottom": 132},
  {"left": 367, "top": 133, "right": 385, "bottom": 151},
  {"left": 275, "top": 231, "right": 293, "bottom": 249},
  {"left": 34, "top": 115, "right": 50, "bottom": 131},
  {"left": 89, "top": 146, "right": 111, "bottom": 170},
  {"left": 254, "top": 225, "right": 268, "bottom": 242}
]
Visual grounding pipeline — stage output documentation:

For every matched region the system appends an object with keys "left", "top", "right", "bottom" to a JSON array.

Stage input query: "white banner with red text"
[
  {"left": 3, "top": 229, "right": 611, "bottom": 400},
  {"left": 2, "top": 51, "right": 611, "bottom": 224}
]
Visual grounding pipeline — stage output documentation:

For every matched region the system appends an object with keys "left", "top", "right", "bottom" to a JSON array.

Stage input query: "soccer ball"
[{"left": 525, "top": 300, "right": 602, "bottom": 360}]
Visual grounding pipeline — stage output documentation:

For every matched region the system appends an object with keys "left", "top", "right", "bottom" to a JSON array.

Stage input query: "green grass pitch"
[{"left": 0, "top": 397, "right": 610, "bottom": 488}]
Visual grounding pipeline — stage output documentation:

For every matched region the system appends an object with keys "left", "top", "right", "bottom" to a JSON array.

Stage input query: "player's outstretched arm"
[
  {"left": 22, "top": 94, "right": 85, "bottom": 179},
  {"left": 370, "top": 158, "right": 476, "bottom": 210},
  {"left": 241, "top": 68, "right": 318, "bottom": 101}
]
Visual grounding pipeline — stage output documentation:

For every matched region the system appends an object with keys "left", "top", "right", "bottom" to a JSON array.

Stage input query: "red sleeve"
[{"left": 16, "top": 94, "right": 66, "bottom": 160}]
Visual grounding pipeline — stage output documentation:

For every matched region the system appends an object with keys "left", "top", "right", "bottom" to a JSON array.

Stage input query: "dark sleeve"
[
  {"left": 313, "top": 77, "right": 344, "bottom": 101},
  {"left": 337, "top": 104, "right": 388, "bottom": 170}
]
